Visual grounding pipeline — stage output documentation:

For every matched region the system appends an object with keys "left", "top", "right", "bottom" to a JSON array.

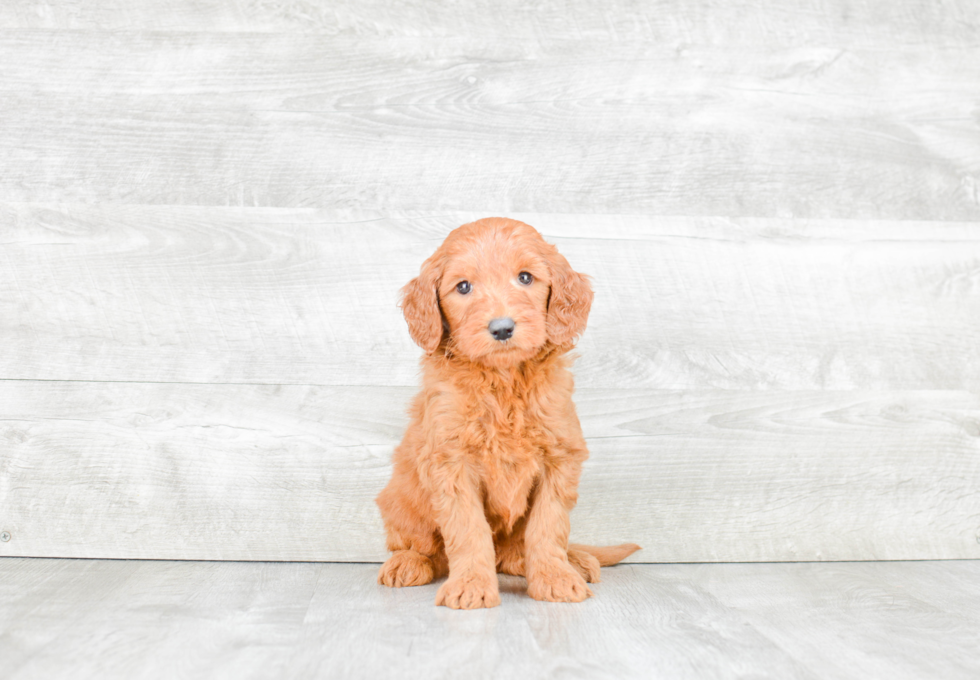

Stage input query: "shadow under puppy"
[{"left": 377, "top": 217, "right": 640, "bottom": 609}]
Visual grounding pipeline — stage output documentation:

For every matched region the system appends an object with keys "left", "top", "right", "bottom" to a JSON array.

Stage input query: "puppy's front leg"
[
  {"left": 525, "top": 460, "right": 593, "bottom": 603},
  {"left": 427, "top": 462, "right": 500, "bottom": 609}
]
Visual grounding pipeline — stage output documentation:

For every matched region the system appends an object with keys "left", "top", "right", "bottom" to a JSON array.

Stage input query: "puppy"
[{"left": 377, "top": 217, "right": 639, "bottom": 609}]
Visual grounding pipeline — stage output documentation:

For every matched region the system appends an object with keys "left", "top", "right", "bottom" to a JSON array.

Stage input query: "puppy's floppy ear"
[
  {"left": 399, "top": 253, "right": 444, "bottom": 354},
  {"left": 545, "top": 246, "right": 594, "bottom": 346}
]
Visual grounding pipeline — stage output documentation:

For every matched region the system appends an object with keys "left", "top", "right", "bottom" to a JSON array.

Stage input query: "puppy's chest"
[
  {"left": 467, "top": 390, "right": 557, "bottom": 527},
  {"left": 469, "top": 389, "right": 555, "bottom": 458}
]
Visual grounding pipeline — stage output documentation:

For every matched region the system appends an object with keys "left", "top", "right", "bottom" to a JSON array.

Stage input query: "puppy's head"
[{"left": 401, "top": 218, "right": 593, "bottom": 367}]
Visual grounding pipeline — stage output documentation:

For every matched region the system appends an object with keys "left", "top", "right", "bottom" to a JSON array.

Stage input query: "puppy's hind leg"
[
  {"left": 377, "top": 527, "right": 448, "bottom": 588},
  {"left": 376, "top": 484, "right": 448, "bottom": 588},
  {"left": 379, "top": 549, "right": 439, "bottom": 587},
  {"left": 495, "top": 517, "right": 527, "bottom": 577},
  {"left": 567, "top": 545, "right": 601, "bottom": 584}
]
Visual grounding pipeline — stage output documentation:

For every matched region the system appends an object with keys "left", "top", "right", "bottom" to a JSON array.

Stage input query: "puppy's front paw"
[
  {"left": 527, "top": 563, "right": 593, "bottom": 603},
  {"left": 378, "top": 550, "right": 435, "bottom": 587},
  {"left": 435, "top": 570, "right": 501, "bottom": 609}
]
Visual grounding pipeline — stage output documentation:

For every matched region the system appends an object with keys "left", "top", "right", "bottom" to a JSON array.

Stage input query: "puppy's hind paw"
[
  {"left": 378, "top": 550, "right": 435, "bottom": 588},
  {"left": 567, "top": 547, "right": 602, "bottom": 583}
]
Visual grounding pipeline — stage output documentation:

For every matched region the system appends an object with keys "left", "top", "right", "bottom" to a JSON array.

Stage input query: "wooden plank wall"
[{"left": 1, "top": 1, "right": 979, "bottom": 562}]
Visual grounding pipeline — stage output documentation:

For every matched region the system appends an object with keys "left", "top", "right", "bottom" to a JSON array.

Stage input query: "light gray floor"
[{"left": 2, "top": 558, "right": 979, "bottom": 680}]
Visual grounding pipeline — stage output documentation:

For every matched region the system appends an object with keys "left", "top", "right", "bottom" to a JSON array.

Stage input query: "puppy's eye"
[
  {"left": 518, "top": 272, "right": 533, "bottom": 285},
  {"left": 456, "top": 281, "right": 472, "bottom": 295}
]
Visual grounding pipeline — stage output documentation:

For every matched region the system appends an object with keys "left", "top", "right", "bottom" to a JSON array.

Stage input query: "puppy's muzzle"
[{"left": 488, "top": 317, "right": 515, "bottom": 341}]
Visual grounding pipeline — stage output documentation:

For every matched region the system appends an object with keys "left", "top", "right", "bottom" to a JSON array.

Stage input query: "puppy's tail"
[{"left": 569, "top": 542, "right": 641, "bottom": 567}]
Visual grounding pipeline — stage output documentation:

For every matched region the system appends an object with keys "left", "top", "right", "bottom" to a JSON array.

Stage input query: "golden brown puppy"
[{"left": 376, "top": 217, "right": 639, "bottom": 609}]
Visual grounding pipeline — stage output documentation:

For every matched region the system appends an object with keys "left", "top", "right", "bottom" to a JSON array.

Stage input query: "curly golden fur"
[{"left": 376, "top": 217, "right": 640, "bottom": 609}]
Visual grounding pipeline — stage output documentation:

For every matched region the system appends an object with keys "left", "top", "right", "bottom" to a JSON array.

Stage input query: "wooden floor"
[{"left": 3, "top": 558, "right": 979, "bottom": 680}]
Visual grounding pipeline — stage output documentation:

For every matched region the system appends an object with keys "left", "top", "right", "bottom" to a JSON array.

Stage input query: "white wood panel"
[
  {"left": 1, "top": 381, "right": 977, "bottom": 562},
  {"left": 1, "top": 0, "right": 978, "bottom": 573},
  {"left": 0, "top": 33, "right": 977, "bottom": 217},
  {"left": 3, "top": 205, "right": 978, "bottom": 390},
  {"left": 3, "top": 559, "right": 980, "bottom": 680},
  {"left": 1, "top": 0, "right": 977, "bottom": 47}
]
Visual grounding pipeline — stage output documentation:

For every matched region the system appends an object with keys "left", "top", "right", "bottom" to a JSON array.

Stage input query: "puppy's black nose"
[{"left": 488, "top": 317, "right": 515, "bottom": 341}]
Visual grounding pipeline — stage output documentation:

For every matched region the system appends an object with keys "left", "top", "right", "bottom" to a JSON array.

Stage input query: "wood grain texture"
[
  {"left": 2, "top": 381, "right": 978, "bottom": 562},
  {"left": 0, "top": 32, "right": 978, "bottom": 216},
  {"left": 3, "top": 205, "right": 979, "bottom": 390},
  {"left": 1, "top": 1, "right": 977, "bottom": 46},
  {"left": 3, "top": 558, "right": 980, "bottom": 680},
  {"left": 2, "top": 0, "right": 979, "bottom": 569}
]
